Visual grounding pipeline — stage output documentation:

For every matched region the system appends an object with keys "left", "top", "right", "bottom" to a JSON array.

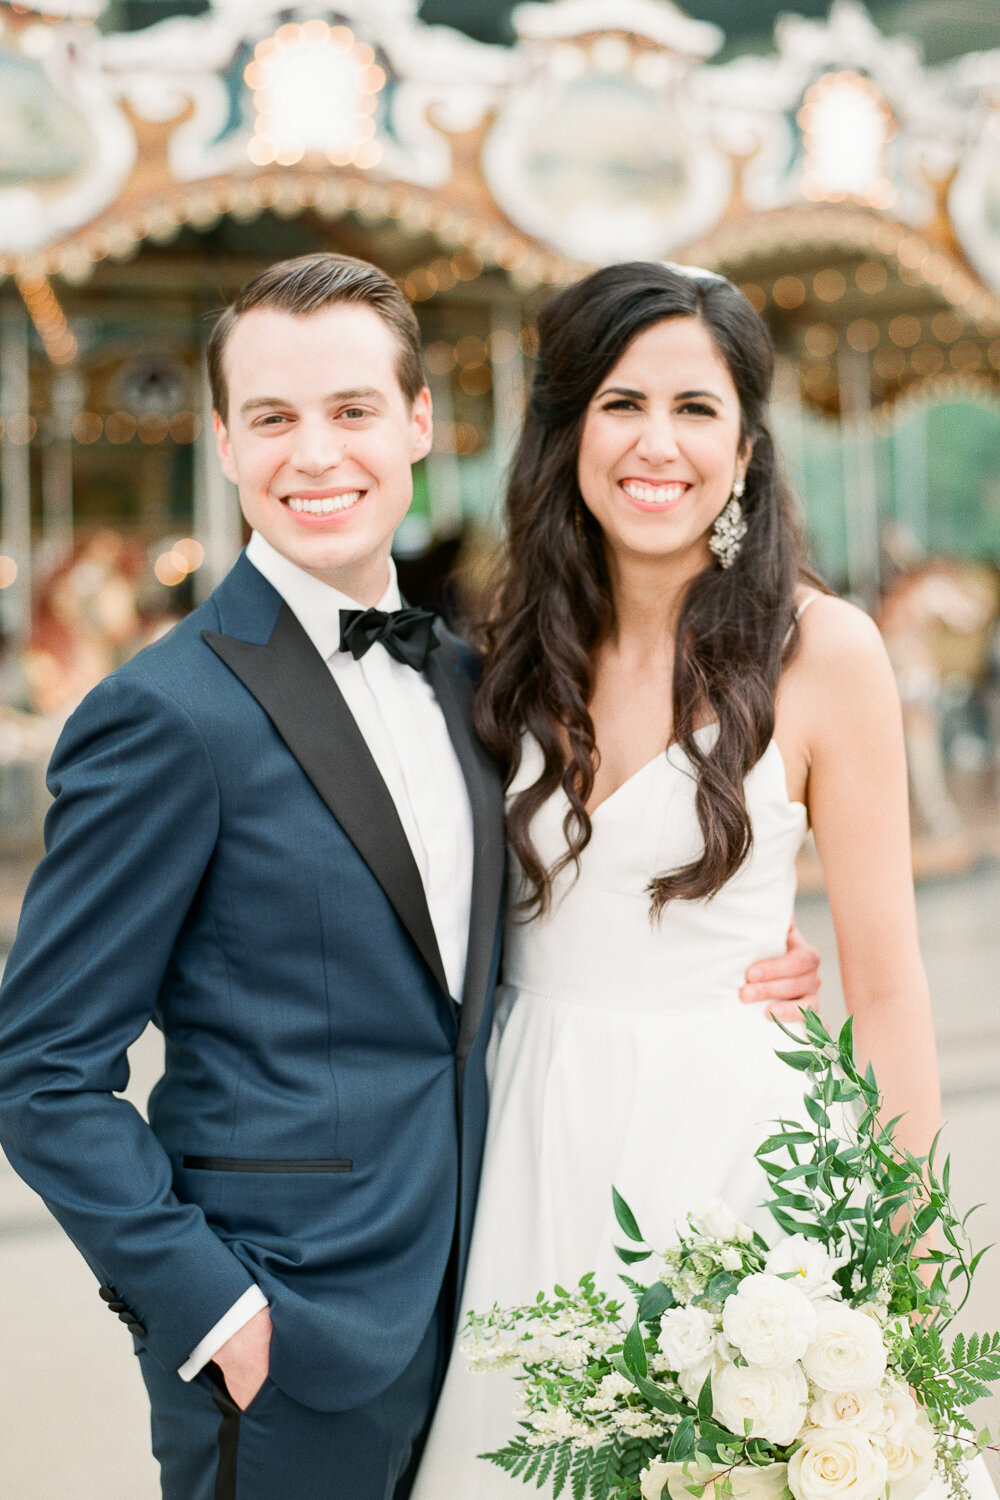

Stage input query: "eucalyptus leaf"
[
  {"left": 612, "top": 1187, "right": 645, "bottom": 1243},
  {"left": 623, "top": 1318, "right": 648, "bottom": 1379}
]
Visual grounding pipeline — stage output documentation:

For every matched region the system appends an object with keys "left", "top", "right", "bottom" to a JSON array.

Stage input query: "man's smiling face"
[{"left": 214, "top": 301, "right": 432, "bottom": 604}]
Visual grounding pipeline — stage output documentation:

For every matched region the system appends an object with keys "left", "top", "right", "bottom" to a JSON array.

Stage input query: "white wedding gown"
[{"left": 411, "top": 731, "right": 995, "bottom": 1500}]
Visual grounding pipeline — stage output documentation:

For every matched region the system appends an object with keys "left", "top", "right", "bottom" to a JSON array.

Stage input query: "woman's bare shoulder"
[
  {"left": 793, "top": 590, "right": 886, "bottom": 667},
  {"left": 786, "top": 590, "right": 898, "bottom": 727}
]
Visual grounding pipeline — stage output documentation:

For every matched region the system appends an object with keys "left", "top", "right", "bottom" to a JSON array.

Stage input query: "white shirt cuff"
[{"left": 177, "top": 1285, "right": 269, "bottom": 1381}]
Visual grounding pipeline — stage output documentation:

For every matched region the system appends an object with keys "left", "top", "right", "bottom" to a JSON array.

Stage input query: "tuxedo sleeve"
[{"left": 0, "top": 671, "right": 256, "bottom": 1375}]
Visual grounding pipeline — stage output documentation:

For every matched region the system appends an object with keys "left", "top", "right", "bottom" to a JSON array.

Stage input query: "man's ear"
[
  {"left": 213, "top": 411, "right": 239, "bottom": 486},
  {"left": 410, "top": 386, "right": 433, "bottom": 464}
]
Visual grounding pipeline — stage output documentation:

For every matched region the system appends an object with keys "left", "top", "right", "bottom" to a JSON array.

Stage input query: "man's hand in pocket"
[{"left": 214, "top": 1306, "right": 273, "bottom": 1410}]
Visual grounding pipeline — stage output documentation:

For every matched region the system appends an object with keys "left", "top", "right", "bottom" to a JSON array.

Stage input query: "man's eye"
[
  {"left": 340, "top": 407, "right": 369, "bottom": 420},
  {"left": 255, "top": 414, "right": 289, "bottom": 426}
]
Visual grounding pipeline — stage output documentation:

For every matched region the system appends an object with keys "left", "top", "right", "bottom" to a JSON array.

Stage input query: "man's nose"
[{"left": 291, "top": 421, "right": 345, "bottom": 474}]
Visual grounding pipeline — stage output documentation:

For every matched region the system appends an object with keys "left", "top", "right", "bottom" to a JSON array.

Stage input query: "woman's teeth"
[
  {"left": 621, "top": 482, "right": 687, "bottom": 504},
  {"left": 286, "top": 492, "right": 362, "bottom": 514}
]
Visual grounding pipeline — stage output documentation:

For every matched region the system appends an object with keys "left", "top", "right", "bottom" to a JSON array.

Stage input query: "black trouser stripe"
[{"left": 207, "top": 1362, "right": 240, "bottom": 1500}]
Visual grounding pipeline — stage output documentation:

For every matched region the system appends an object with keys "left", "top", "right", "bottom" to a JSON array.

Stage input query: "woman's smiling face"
[{"left": 576, "top": 315, "right": 751, "bottom": 575}]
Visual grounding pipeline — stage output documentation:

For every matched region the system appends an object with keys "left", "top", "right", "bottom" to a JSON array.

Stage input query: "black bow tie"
[{"left": 338, "top": 606, "right": 440, "bottom": 671}]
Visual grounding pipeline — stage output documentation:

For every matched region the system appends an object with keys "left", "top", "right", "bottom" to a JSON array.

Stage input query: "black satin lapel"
[
  {"left": 203, "top": 606, "right": 449, "bottom": 997},
  {"left": 424, "top": 633, "right": 506, "bottom": 1064}
]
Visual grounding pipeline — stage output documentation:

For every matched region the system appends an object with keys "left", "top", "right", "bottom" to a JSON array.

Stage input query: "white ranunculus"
[
  {"left": 678, "top": 1350, "right": 722, "bottom": 1404},
  {"left": 713, "top": 1359, "right": 809, "bottom": 1446},
  {"left": 657, "top": 1306, "right": 718, "bottom": 1371},
  {"left": 722, "top": 1273, "right": 818, "bottom": 1368},
  {"left": 809, "top": 1388, "right": 885, "bottom": 1433},
  {"left": 690, "top": 1197, "right": 754, "bottom": 1244},
  {"left": 788, "top": 1427, "right": 888, "bottom": 1500},
  {"left": 883, "top": 1410, "right": 935, "bottom": 1500},
  {"left": 802, "top": 1303, "right": 888, "bottom": 1393},
  {"left": 764, "top": 1236, "right": 847, "bottom": 1301}
]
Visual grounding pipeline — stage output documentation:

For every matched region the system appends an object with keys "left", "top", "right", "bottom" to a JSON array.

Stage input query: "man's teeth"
[
  {"left": 621, "top": 482, "right": 687, "bottom": 504},
  {"left": 286, "top": 492, "right": 362, "bottom": 514}
]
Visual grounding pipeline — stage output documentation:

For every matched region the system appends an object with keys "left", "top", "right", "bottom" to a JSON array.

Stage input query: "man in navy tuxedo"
[{"left": 0, "top": 253, "right": 819, "bottom": 1498}]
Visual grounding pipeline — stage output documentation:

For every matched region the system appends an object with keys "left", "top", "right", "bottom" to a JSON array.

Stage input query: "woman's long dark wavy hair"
[{"left": 474, "top": 261, "right": 817, "bottom": 918}]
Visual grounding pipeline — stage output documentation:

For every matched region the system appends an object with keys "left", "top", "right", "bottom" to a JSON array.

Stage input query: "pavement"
[{"left": 0, "top": 864, "right": 998, "bottom": 1498}]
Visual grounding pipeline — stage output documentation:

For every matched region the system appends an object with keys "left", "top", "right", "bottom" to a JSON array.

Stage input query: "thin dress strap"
[{"left": 784, "top": 590, "right": 820, "bottom": 646}]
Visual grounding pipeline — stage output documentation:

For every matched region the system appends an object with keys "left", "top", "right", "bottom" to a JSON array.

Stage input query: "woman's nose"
[{"left": 634, "top": 416, "right": 680, "bottom": 464}]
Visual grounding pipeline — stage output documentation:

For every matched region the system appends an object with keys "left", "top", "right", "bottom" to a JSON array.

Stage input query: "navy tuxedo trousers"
[{"left": 136, "top": 1294, "right": 449, "bottom": 1500}]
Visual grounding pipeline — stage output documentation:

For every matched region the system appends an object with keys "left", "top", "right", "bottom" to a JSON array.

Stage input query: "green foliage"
[
  {"left": 481, "top": 1435, "right": 661, "bottom": 1499},
  {"left": 469, "top": 1010, "right": 1000, "bottom": 1500},
  {"left": 758, "top": 1008, "right": 995, "bottom": 1419}
]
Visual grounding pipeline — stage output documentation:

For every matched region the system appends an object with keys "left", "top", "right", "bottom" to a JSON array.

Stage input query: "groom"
[{"left": 0, "top": 253, "right": 819, "bottom": 1499}]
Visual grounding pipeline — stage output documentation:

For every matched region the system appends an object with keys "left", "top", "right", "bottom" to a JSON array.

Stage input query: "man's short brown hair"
[{"left": 207, "top": 252, "right": 426, "bottom": 419}]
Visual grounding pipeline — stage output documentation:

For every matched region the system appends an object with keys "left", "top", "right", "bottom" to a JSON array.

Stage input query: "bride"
[{"left": 412, "top": 261, "right": 942, "bottom": 1496}]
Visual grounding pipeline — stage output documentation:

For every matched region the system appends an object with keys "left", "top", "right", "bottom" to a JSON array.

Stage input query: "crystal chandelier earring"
[{"left": 709, "top": 478, "right": 747, "bottom": 570}]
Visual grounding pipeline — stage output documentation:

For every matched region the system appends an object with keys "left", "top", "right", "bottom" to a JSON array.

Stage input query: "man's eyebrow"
[
  {"left": 238, "top": 387, "right": 384, "bottom": 416},
  {"left": 239, "top": 397, "right": 286, "bottom": 415}
]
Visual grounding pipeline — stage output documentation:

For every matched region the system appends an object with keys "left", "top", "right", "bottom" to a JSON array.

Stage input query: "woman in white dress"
[{"left": 412, "top": 262, "right": 943, "bottom": 1496}]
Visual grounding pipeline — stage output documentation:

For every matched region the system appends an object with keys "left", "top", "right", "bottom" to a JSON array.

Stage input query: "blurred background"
[{"left": 0, "top": 0, "right": 998, "bottom": 1494}]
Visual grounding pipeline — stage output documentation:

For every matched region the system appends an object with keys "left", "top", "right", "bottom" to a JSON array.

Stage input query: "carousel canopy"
[{"left": 0, "top": 0, "right": 998, "bottom": 418}]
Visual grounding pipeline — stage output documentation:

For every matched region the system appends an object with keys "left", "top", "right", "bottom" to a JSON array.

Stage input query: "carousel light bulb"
[{"left": 248, "top": 23, "right": 383, "bottom": 167}]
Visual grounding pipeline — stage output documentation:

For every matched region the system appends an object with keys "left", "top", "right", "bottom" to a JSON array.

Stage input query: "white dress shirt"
[{"left": 179, "top": 531, "right": 475, "bottom": 1379}]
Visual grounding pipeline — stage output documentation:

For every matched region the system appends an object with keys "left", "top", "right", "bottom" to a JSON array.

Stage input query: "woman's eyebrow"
[{"left": 594, "top": 385, "right": 645, "bottom": 400}]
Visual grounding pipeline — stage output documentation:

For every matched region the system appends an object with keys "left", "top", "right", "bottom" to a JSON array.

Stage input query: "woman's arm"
[{"left": 780, "top": 595, "right": 941, "bottom": 1163}]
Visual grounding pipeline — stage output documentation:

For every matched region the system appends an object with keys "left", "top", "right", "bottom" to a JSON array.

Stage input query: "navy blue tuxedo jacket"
[{"left": 0, "top": 552, "right": 505, "bottom": 1411}]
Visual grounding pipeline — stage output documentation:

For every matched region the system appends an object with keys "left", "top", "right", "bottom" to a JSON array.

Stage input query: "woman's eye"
[
  {"left": 678, "top": 402, "right": 717, "bottom": 417},
  {"left": 602, "top": 399, "right": 639, "bottom": 412}
]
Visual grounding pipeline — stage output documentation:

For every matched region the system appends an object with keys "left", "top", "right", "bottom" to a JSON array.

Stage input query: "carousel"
[{"left": 1, "top": 0, "right": 999, "bottom": 856}]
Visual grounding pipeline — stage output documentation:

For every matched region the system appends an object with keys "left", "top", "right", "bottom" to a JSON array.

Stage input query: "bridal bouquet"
[{"left": 463, "top": 1011, "right": 1000, "bottom": 1500}]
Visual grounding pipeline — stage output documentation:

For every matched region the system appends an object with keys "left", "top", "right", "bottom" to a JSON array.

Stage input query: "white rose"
[
  {"left": 641, "top": 1460, "right": 789, "bottom": 1500},
  {"left": 690, "top": 1197, "right": 754, "bottom": 1243},
  {"left": 788, "top": 1427, "right": 889, "bottom": 1500},
  {"left": 657, "top": 1306, "right": 718, "bottom": 1371},
  {"left": 803, "top": 1304, "right": 888, "bottom": 1393},
  {"left": 875, "top": 1383, "right": 919, "bottom": 1445},
  {"left": 764, "top": 1236, "right": 847, "bottom": 1301},
  {"left": 722, "top": 1274, "right": 818, "bottom": 1368},
  {"left": 883, "top": 1410, "right": 935, "bottom": 1500},
  {"left": 713, "top": 1359, "right": 809, "bottom": 1446},
  {"left": 640, "top": 1458, "right": 673, "bottom": 1500},
  {"left": 721, "top": 1246, "right": 744, "bottom": 1272}
]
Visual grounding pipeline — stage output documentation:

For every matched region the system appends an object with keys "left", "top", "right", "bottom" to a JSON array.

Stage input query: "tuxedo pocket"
[{"left": 182, "top": 1156, "right": 353, "bottom": 1173}]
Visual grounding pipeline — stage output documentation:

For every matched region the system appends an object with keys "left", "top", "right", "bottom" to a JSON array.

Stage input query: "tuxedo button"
[
  {"left": 108, "top": 1301, "right": 127, "bottom": 1313},
  {"left": 98, "top": 1286, "right": 116, "bottom": 1303},
  {"left": 129, "top": 1324, "right": 147, "bottom": 1338}
]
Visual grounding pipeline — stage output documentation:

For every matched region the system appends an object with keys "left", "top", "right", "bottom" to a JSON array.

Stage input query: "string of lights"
[{"left": 15, "top": 274, "right": 78, "bottom": 365}]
